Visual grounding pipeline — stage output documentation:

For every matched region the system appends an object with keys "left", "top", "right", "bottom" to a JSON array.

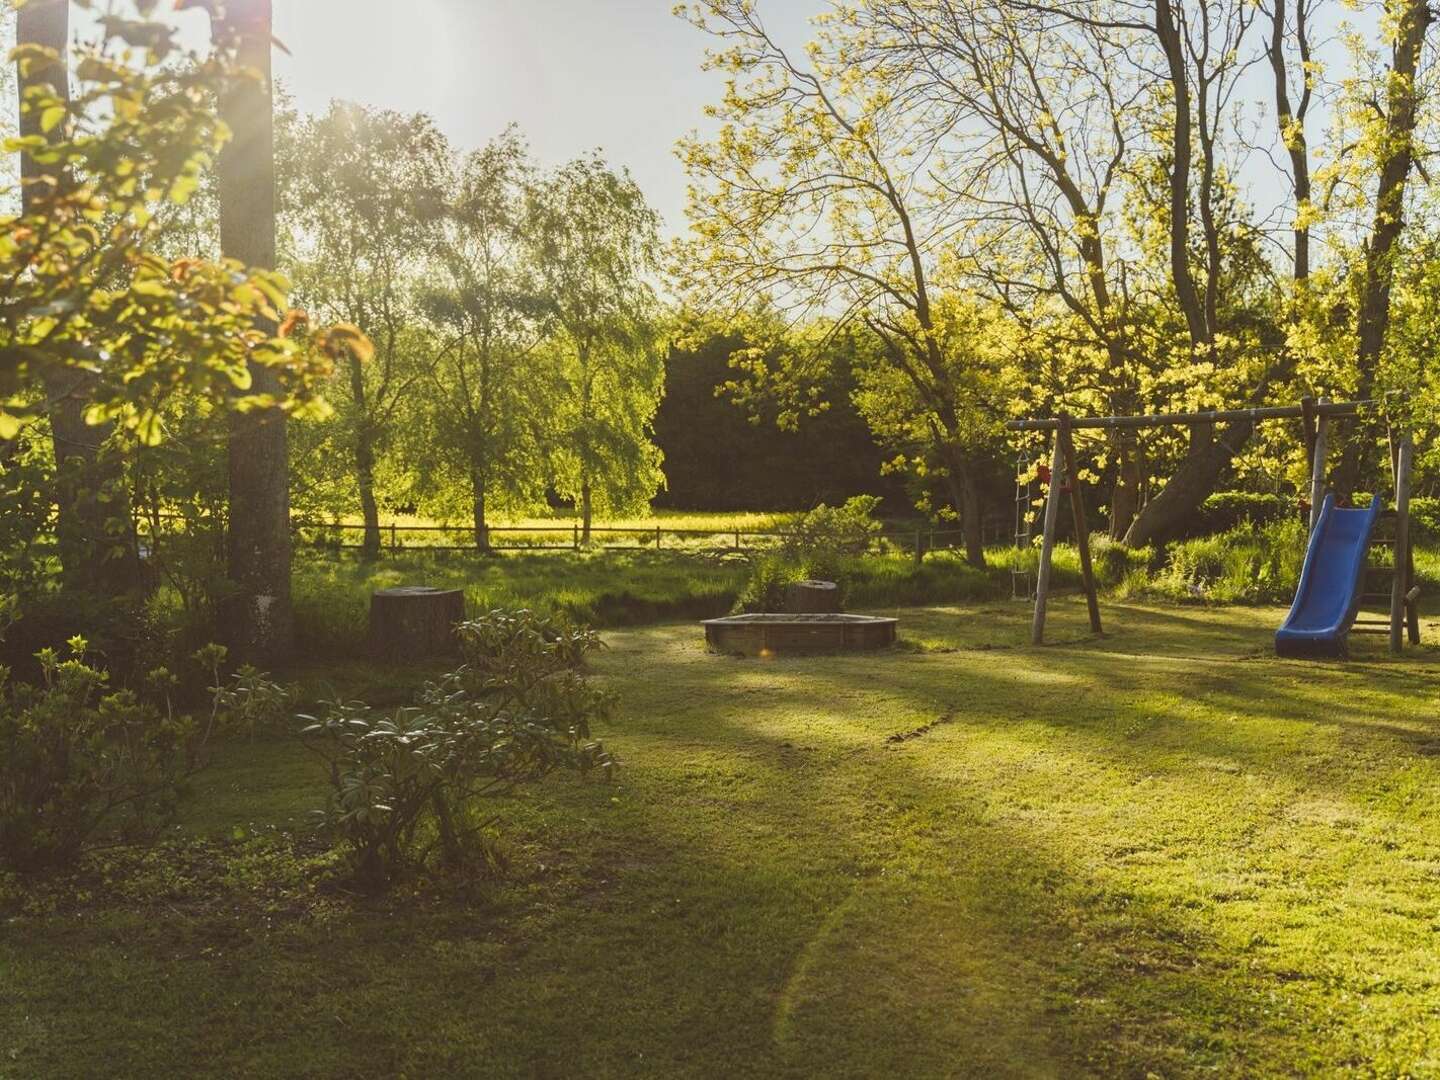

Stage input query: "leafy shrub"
[
  {"left": 1410, "top": 497, "right": 1440, "bottom": 542},
  {"left": 301, "top": 609, "right": 614, "bottom": 888},
  {"left": 194, "top": 644, "right": 293, "bottom": 740},
  {"left": 733, "top": 497, "right": 884, "bottom": 611},
  {"left": 1180, "top": 492, "right": 1298, "bottom": 539},
  {"left": 0, "top": 635, "right": 287, "bottom": 871},
  {"left": 733, "top": 556, "right": 801, "bottom": 614},
  {"left": 779, "top": 496, "right": 883, "bottom": 563}
]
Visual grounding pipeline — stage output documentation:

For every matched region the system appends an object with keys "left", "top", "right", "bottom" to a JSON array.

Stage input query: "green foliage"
[
  {"left": 199, "top": 650, "right": 293, "bottom": 741},
  {"left": 1141, "top": 519, "right": 1311, "bottom": 604},
  {"left": 1191, "top": 492, "right": 1296, "bottom": 537},
  {"left": 301, "top": 609, "right": 613, "bottom": 888},
  {"left": 744, "top": 496, "right": 886, "bottom": 599},
  {"left": 779, "top": 496, "right": 883, "bottom": 562},
  {"left": 654, "top": 328, "right": 902, "bottom": 511},
  {"left": 1, "top": 9, "right": 343, "bottom": 441},
  {"left": 410, "top": 128, "right": 553, "bottom": 541},
  {"left": 0, "top": 618, "right": 291, "bottom": 872},
  {"left": 1088, "top": 536, "right": 1156, "bottom": 590},
  {"left": 1, "top": 638, "right": 186, "bottom": 870},
  {"left": 284, "top": 101, "right": 451, "bottom": 549},
  {"left": 1408, "top": 498, "right": 1440, "bottom": 542},
  {"left": 733, "top": 555, "right": 801, "bottom": 614},
  {"left": 533, "top": 153, "right": 666, "bottom": 527}
]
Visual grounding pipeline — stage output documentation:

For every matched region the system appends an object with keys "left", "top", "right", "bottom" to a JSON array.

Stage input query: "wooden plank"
[
  {"left": 1030, "top": 430, "right": 1067, "bottom": 645},
  {"left": 1300, "top": 396, "right": 1318, "bottom": 463},
  {"left": 1308, "top": 399, "right": 1328, "bottom": 532},
  {"left": 1390, "top": 431, "right": 1413, "bottom": 654},
  {"left": 1061, "top": 418, "right": 1102, "bottom": 634}
]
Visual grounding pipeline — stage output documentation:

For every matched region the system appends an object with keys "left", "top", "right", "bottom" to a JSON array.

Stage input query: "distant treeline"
[{"left": 653, "top": 332, "right": 907, "bottom": 512}]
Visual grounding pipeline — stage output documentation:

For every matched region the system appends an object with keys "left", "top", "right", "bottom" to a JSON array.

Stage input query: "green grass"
[
  {"left": 324, "top": 509, "right": 793, "bottom": 532},
  {"left": 291, "top": 549, "right": 753, "bottom": 657},
  {"left": 302, "top": 509, "right": 796, "bottom": 552},
  {"left": 8, "top": 597, "right": 1440, "bottom": 1076},
  {"left": 289, "top": 548, "right": 1016, "bottom": 659}
]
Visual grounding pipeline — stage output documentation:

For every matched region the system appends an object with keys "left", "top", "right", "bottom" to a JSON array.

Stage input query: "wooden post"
[
  {"left": 573, "top": 522, "right": 579, "bottom": 550},
  {"left": 1390, "top": 431, "right": 1413, "bottom": 654},
  {"left": 1031, "top": 428, "right": 1066, "bottom": 645},
  {"left": 1308, "top": 398, "right": 1329, "bottom": 532},
  {"left": 390, "top": 522, "right": 398, "bottom": 552},
  {"left": 735, "top": 528, "right": 741, "bottom": 551},
  {"left": 656, "top": 524, "right": 662, "bottom": 550},
  {"left": 914, "top": 529, "right": 923, "bottom": 567},
  {"left": 1061, "top": 419, "right": 1102, "bottom": 634},
  {"left": 1407, "top": 540, "right": 1421, "bottom": 645}
]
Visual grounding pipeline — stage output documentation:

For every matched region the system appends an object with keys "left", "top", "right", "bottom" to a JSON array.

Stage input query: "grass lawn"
[
  {"left": 288, "top": 548, "right": 1007, "bottom": 658},
  {"left": 8, "top": 597, "right": 1440, "bottom": 1076},
  {"left": 321, "top": 509, "right": 793, "bottom": 532},
  {"left": 299, "top": 509, "right": 798, "bottom": 553}
]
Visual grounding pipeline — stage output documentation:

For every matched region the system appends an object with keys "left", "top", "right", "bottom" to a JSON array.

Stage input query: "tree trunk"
[
  {"left": 936, "top": 441, "right": 986, "bottom": 569},
  {"left": 356, "top": 453, "right": 381, "bottom": 560},
  {"left": 213, "top": 0, "right": 293, "bottom": 664},
  {"left": 1336, "top": 0, "right": 1431, "bottom": 491},
  {"left": 471, "top": 469, "right": 490, "bottom": 552},
  {"left": 1267, "top": 0, "right": 1312, "bottom": 283},
  {"left": 784, "top": 579, "right": 841, "bottom": 613},
  {"left": 346, "top": 358, "right": 381, "bottom": 560},
  {"left": 1108, "top": 436, "right": 1141, "bottom": 541},
  {"left": 17, "top": 0, "right": 140, "bottom": 596},
  {"left": 367, "top": 586, "right": 465, "bottom": 660},
  {"left": 1124, "top": 420, "right": 1254, "bottom": 547},
  {"left": 1155, "top": 0, "right": 1210, "bottom": 347},
  {"left": 960, "top": 465, "right": 985, "bottom": 568},
  {"left": 580, "top": 474, "right": 593, "bottom": 545}
]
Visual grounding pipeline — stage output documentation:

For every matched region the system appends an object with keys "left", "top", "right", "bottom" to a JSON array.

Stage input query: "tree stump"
[
  {"left": 784, "top": 579, "right": 841, "bottom": 614},
  {"left": 368, "top": 586, "right": 466, "bottom": 660}
]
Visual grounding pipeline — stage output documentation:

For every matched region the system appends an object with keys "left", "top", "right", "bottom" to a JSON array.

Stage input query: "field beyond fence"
[{"left": 143, "top": 510, "right": 1014, "bottom": 556}]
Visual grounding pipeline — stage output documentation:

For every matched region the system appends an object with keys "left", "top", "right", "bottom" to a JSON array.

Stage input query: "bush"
[
  {"left": 301, "top": 609, "right": 614, "bottom": 888},
  {"left": 733, "top": 556, "right": 801, "bottom": 614},
  {"left": 0, "top": 634, "right": 288, "bottom": 872},
  {"left": 733, "top": 497, "right": 886, "bottom": 612},
  {"left": 779, "top": 496, "right": 883, "bottom": 564},
  {"left": 1192, "top": 492, "right": 1295, "bottom": 537},
  {"left": 1410, "top": 497, "right": 1440, "bottom": 542}
]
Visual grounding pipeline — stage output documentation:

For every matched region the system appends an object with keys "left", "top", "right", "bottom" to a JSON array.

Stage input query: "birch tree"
[
  {"left": 286, "top": 102, "right": 448, "bottom": 557},
  {"left": 532, "top": 154, "right": 663, "bottom": 543}
]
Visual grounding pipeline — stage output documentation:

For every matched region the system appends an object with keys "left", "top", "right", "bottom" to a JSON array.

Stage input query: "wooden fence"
[
  {"left": 139, "top": 515, "right": 1013, "bottom": 558},
  {"left": 290, "top": 518, "right": 1011, "bottom": 555}
]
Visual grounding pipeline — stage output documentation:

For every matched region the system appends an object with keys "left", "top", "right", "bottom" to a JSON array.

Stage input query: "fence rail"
[{"left": 139, "top": 515, "right": 1013, "bottom": 557}]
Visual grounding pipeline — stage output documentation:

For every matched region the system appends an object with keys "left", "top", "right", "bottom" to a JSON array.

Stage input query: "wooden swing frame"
[{"left": 1007, "top": 398, "right": 1417, "bottom": 652}]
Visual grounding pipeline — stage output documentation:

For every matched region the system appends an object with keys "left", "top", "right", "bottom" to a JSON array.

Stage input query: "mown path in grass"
[{"left": 7, "top": 598, "right": 1440, "bottom": 1077}]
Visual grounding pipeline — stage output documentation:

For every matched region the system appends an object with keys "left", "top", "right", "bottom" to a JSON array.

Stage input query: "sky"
[
  {"left": 46, "top": 0, "right": 1372, "bottom": 247},
  {"left": 261, "top": 0, "right": 821, "bottom": 238}
]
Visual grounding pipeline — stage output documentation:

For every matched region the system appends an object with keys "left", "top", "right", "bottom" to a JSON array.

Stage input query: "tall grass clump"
[{"left": 1142, "top": 518, "right": 1309, "bottom": 603}]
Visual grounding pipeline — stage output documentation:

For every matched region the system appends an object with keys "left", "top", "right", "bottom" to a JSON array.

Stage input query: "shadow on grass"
[{"left": 9, "top": 597, "right": 1440, "bottom": 1076}]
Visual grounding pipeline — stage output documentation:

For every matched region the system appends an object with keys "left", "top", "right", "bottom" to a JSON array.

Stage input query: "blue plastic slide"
[{"left": 1274, "top": 493, "right": 1381, "bottom": 658}]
